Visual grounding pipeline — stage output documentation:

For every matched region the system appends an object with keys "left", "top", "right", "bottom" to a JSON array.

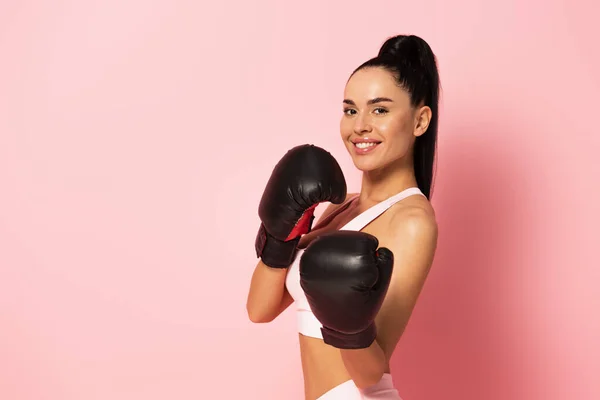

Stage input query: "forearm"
[
  {"left": 246, "top": 260, "right": 292, "bottom": 323},
  {"left": 340, "top": 339, "right": 387, "bottom": 389}
]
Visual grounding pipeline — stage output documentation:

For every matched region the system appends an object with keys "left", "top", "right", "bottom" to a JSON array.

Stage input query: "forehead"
[{"left": 344, "top": 67, "right": 405, "bottom": 100}]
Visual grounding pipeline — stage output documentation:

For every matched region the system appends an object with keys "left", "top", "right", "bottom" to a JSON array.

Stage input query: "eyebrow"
[{"left": 343, "top": 97, "right": 394, "bottom": 106}]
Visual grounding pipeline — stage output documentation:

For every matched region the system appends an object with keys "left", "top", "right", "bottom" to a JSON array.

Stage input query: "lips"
[{"left": 351, "top": 139, "right": 382, "bottom": 155}]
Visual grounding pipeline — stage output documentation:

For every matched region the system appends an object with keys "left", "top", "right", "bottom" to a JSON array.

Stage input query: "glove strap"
[
  {"left": 320, "top": 324, "right": 377, "bottom": 349},
  {"left": 255, "top": 223, "right": 300, "bottom": 269}
]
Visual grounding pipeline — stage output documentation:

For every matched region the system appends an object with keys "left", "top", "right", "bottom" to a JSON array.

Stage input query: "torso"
[{"left": 293, "top": 191, "right": 434, "bottom": 400}]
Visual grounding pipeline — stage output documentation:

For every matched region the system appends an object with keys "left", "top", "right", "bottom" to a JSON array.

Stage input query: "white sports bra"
[{"left": 284, "top": 187, "right": 425, "bottom": 339}]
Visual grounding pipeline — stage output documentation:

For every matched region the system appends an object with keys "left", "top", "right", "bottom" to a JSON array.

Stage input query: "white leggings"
[{"left": 316, "top": 373, "right": 402, "bottom": 400}]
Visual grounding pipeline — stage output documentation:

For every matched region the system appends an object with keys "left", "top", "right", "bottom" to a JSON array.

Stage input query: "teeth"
[{"left": 355, "top": 142, "right": 378, "bottom": 149}]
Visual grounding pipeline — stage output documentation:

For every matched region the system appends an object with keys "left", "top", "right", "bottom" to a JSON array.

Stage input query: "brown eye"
[
  {"left": 343, "top": 108, "right": 357, "bottom": 115},
  {"left": 373, "top": 108, "right": 388, "bottom": 115}
]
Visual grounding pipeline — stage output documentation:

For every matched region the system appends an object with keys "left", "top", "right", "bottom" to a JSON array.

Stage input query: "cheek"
[
  {"left": 379, "top": 118, "right": 414, "bottom": 150},
  {"left": 377, "top": 117, "right": 408, "bottom": 138},
  {"left": 339, "top": 118, "right": 352, "bottom": 139}
]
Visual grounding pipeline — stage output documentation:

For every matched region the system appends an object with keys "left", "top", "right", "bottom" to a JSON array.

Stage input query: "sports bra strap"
[{"left": 340, "top": 187, "right": 424, "bottom": 232}]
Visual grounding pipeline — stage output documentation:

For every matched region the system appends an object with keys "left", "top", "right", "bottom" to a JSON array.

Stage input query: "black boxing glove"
[
  {"left": 255, "top": 144, "right": 347, "bottom": 269},
  {"left": 299, "top": 231, "right": 394, "bottom": 349}
]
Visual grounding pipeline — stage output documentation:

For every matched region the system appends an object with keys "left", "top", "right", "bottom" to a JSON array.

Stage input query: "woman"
[{"left": 247, "top": 34, "right": 441, "bottom": 399}]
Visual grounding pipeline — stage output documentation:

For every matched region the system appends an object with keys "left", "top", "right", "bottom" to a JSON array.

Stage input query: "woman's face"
[{"left": 340, "top": 67, "right": 429, "bottom": 172}]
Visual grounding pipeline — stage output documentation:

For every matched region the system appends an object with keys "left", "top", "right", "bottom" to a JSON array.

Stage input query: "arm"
[
  {"left": 246, "top": 260, "right": 293, "bottom": 323},
  {"left": 340, "top": 207, "right": 439, "bottom": 387},
  {"left": 246, "top": 194, "right": 356, "bottom": 323},
  {"left": 340, "top": 340, "right": 387, "bottom": 388},
  {"left": 244, "top": 145, "right": 348, "bottom": 324}
]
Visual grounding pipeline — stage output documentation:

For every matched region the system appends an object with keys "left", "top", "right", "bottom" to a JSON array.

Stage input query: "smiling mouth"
[
  {"left": 351, "top": 140, "right": 382, "bottom": 154},
  {"left": 354, "top": 142, "right": 380, "bottom": 149}
]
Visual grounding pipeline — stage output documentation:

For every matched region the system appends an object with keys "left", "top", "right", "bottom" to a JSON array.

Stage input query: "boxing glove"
[
  {"left": 299, "top": 231, "right": 394, "bottom": 349},
  {"left": 255, "top": 144, "right": 347, "bottom": 269}
]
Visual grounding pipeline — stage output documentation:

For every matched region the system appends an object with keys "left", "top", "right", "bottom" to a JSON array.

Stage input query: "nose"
[{"left": 353, "top": 112, "right": 372, "bottom": 135}]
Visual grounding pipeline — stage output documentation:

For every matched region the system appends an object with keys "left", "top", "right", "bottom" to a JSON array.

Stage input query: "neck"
[{"left": 358, "top": 157, "right": 417, "bottom": 204}]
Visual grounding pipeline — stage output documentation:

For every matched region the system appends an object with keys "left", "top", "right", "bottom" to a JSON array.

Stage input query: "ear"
[{"left": 413, "top": 106, "right": 432, "bottom": 137}]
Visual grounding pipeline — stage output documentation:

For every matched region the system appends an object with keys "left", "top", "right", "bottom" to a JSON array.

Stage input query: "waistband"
[{"left": 317, "top": 373, "right": 402, "bottom": 399}]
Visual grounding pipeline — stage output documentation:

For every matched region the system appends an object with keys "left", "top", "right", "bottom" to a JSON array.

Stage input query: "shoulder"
[
  {"left": 372, "top": 198, "right": 438, "bottom": 357},
  {"left": 378, "top": 194, "right": 438, "bottom": 249},
  {"left": 375, "top": 196, "right": 438, "bottom": 297},
  {"left": 391, "top": 200, "right": 437, "bottom": 243}
]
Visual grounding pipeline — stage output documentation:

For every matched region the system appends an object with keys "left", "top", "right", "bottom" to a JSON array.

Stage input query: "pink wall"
[{"left": 1, "top": 1, "right": 598, "bottom": 399}]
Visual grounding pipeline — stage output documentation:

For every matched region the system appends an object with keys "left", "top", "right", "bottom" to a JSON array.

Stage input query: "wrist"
[
  {"left": 320, "top": 323, "right": 377, "bottom": 349},
  {"left": 255, "top": 223, "right": 300, "bottom": 269}
]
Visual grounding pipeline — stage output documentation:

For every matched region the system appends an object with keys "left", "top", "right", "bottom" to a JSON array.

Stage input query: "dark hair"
[{"left": 353, "top": 35, "right": 440, "bottom": 200}]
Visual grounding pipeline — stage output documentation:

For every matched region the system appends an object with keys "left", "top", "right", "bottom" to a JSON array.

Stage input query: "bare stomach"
[
  {"left": 298, "top": 334, "right": 391, "bottom": 400},
  {"left": 299, "top": 334, "right": 351, "bottom": 400}
]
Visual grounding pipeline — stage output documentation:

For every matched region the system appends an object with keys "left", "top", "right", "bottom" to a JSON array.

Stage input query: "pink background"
[{"left": 1, "top": 1, "right": 598, "bottom": 399}]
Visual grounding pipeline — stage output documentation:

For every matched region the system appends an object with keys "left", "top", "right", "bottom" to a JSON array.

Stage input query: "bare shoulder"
[
  {"left": 373, "top": 196, "right": 438, "bottom": 359},
  {"left": 383, "top": 194, "right": 437, "bottom": 243},
  {"left": 372, "top": 193, "right": 438, "bottom": 286}
]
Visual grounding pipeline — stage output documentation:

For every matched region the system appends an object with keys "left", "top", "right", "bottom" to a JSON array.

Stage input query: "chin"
[
  {"left": 350, "top": 156, "right": 383, "bottom": 172},
  {"left": 345, "top": 142, "right": 393, "bottom": 172}
]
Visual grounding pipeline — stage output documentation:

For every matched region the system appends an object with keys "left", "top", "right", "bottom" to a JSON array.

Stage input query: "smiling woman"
[
  {"left": 340, "top": 44, "right": 438, "bottom": 187},
  {"left": 247, "top": 34, "right": 441, "bottom": 400}
]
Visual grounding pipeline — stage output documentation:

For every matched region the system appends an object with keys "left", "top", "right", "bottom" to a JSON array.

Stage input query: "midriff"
[{"left": 298, "top": 334, "right": 391, "bottom": 400}]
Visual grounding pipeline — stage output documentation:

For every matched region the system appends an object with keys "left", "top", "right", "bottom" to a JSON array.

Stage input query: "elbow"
[
  {"left": 247, "top": 311, "right": 274, "bottom": 324},
  {"left": 246, "top": 305, "right": 275, "bottom": 324},
  {"left": 353, "top": 369, "right": 386, "bottom": 390},
  {"left": 341, "top": 338, "right": 387, "bottom": 389}
]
